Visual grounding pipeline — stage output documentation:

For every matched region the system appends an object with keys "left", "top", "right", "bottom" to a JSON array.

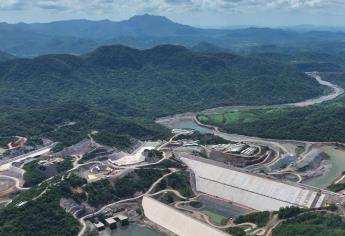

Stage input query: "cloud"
[
  {"left": 34, "top": 0, "right": 69, "bottom": 10},
  {"left": 0, "top": 0, "right": 28, "bottom": 10},
  {"left": 0, "top": 0, "right": 342, "bottom": 14}
]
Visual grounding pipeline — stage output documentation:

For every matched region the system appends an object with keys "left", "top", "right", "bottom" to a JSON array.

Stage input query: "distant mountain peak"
[
  {"left": 0, "top": 50, "right": 16, "bottom": 61},
  {"left": 149, "top": 44, "right": 188, "bottom": 52},
  {"left": 127, "top": 14, "right": 171, "bottom": 23}
]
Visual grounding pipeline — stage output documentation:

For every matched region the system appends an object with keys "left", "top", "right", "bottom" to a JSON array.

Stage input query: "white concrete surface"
[
  {"left": 109, "top": 142, "right": 159, "bottom": 166},
  {"left": 182, "top": 157, "right": 323, "bottom": 211},
  {"left": 0, "top": 146, "right": 52, "bottom": 171},
  {"left": 142, "top": 196, "right": 228, "bottom": 236}
]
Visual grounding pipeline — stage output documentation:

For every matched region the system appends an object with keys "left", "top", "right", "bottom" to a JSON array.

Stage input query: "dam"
[
  {"left": 181, "top": 156, "right": 326, "bottom": 211},
  {"left": 142, "top": 196, "right": 228, "bottom": 236}
]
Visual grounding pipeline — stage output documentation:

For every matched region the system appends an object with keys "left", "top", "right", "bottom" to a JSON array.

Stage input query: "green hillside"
[
  {"left": 0, "top": 51, "right": 15, "bottom": 62},
  {"left": 197, "top": 73, "right": 345, "bottom": 142},
  {"left": 0, "top": 44, "right": 324, "bottom": 148}
]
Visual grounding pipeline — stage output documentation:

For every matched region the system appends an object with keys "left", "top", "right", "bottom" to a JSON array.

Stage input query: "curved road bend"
[
  {"left": 77, "top": 169, "right": 178, "bottom": 236},
  {"left": 0, "top": 175, "right": 29, "bottom": 191}
]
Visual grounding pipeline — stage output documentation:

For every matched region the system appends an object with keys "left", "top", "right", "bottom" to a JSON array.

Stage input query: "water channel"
[
  {"left": 105, "top": 225, "right": 162, "bottom": 236},
  {"left": 304, "top": 146, "right": 345, "bottom": 188},
  {"left": 157, "top": 73, "right": 345, "bottom": 190}
]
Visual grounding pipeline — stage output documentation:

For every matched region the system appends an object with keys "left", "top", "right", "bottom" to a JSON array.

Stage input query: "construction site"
[{"left": 2, "top": 123, "right": 345, "bottom": 236}]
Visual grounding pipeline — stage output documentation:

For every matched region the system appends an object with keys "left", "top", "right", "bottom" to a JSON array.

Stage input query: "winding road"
[
  {"left": 157, "top": 73, "right": 344, "bottom": 163},
  {"left": 77, "top": 169, "right": 179, "bottom": 236},
  {"left": 0, "top": 175, "right": 29, "bottom": 190}
]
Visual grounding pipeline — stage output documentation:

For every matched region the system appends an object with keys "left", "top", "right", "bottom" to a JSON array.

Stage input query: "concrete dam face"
[
  {"left": 181, "top": 156, "right": 325, "bottom": 211},
  {"left": 142, "top": 196, "right": 228, "bottom": 236}
]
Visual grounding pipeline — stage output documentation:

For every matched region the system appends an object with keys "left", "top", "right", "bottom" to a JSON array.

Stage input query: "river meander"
[{"left": 157, "top": 73, "right": 345, "bottom": 190}]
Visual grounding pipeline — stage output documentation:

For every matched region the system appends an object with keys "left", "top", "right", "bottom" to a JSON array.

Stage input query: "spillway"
[
  {"left": 181, "top": 156, "right": 325, "bottom": 211},
  {"left": 142, "top": 196, "right": 228, "bottom": 236}
]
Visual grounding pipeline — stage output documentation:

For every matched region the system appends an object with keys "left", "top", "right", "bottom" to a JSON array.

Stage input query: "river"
[
  {"left": 304, "top": 146, "right": 345, "bottom": 188},
  {"left": 197, "top": 73, "right": 344, "bottom": 115},
  {"left": 103, "top": 225, "right": 162, "bottom": 236},
  {"left": 157, "top": 73, "right": 345, "bottom": 189}
]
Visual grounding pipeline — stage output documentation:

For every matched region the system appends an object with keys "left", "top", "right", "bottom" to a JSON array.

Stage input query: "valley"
[
  {"left": 1, "top": 65, "right": 345, "bottom": 236},
  {"left": 1, "top": 12, "right": 345, "bottom": 236}
]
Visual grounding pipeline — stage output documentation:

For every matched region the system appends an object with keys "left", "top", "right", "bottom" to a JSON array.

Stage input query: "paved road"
[
  {"left": 0, "top": 175, "right": 29, "bottom": 190},
  {"left": 157, "top": 73, "right": 344, "bottom": 156},
  {"left": 77, "top": 169, "right": 178, "bottom": 236},
  {"left": 0, "top": 144, "right": 55, "bottom": 171}
]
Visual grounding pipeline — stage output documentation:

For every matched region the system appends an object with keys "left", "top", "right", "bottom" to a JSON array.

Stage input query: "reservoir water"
[
  {"left": 110, "top": 225, "right": 162, "bottom": 236},
  {"left": 162, "top": 118, "right": 345, "bottom": 189},
  {"left": 304, "top": 146, "right": 345, "bottom": 189},
  {"left": 156, "top": 73, "right": 345, "bottom": 196}
]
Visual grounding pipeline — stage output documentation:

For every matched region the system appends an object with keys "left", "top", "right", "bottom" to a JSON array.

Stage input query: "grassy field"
[
  {"left": 201, "top": 209, "right": 227, "bottom": 225},
  {"left": 197, "top": 72, "right": 345, "bottom": 143},
  {"left": 197, "top": 109, "right": 287, "bottom": 129},
  {"left": 196, "top": 102, "right": 344, "bottom": 142}
]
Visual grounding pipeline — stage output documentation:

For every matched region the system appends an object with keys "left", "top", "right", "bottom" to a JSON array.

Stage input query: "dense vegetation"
[
  {"left": 0, "top": 51, "right": 15, "bottom": 62},
  {"left": 0, "top": 175, "right": 84, "bottom": 236},
  {"left": 273, "top": 211, "right": 345, "bottom": 236},
  {"left": 234, "top": 211, "right": 270, "bottom": 227},
  {"left": 166, "top": 172, "right": 194, "bottom": 197},
  {"left": 0, "top": 45, "right": 322, "bottom": 150},
  {"left": 85, "top": 168, "right": 167, "bottom": 207},
  {"left": 23, "top": 161, "right": 48, "bottom": 187},
  {"left": 225, "top": 227, "right": 246, "bottom": 236},
  {"left": 56, "top": 157, "right": 73, "bottom": 172},
  {"left": 197, "top": 71, "right": 345, "bottom": 143},
  {"left": 85, "top": 179, "right": 117, "bottom": 207},
  {"left": 328, "top": 183, "right": 345, "bottom": 193},
  {"left": 197, "top": 98, "right": 345, "bottom": 143},
  {"left": 23, "top": 158, "right": 73, "bottom": 187},
  {"left": 278, "top": 206, "right": 306, "bottom": 219},
  {"left": 176, "top": 131, "right": 231, "bottom": 145}
]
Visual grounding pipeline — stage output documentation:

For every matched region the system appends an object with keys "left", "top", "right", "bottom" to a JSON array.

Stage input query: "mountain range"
[
  {"left": 0, "top": 51, "right": 15, "bottom": 61},
  {"left": 0, "top": 44, "right": 324, "bottom": 148},
  {"left": 2, "top": 14, "right": 345, "bottom": 56}
]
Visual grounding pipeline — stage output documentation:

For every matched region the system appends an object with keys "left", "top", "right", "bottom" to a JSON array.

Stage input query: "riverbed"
[
  {"left": 102, "top": 225, "right": 163, "bottom": 236},
  {"left": 304, "top": 146, "right": 345, "bottom": 188},
  {"left": 198, "top": 73, "right": 344, "bottom": 115},
  {"left": 157, "top": 73, "right": 345, "bottom": 190}
]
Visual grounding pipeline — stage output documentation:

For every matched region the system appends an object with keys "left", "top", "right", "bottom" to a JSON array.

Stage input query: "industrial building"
[
  {"left": 181, "top": 156, "right": 325, "bottom": 211},
  {"left": 115, "top": 214, "right": 129, "bottom": 226},
  {"left": 105, "top": 217, "right": 117, "bottom": 229},
  {"left": 142, "top": 196, "right": 228, "bottom": 236},
  {"left": 241, "top": 147, "right": 258, "bottom": 156},
  {"left": 94, "top": 222, "right": 105, "bottom": 231}
]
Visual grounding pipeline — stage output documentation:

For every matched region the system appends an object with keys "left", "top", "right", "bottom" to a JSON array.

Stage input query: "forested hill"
[
  {"left": 0, "top": 51, "right": 15, "bottom": 62},
  {"left": 2, "top": 14, "right": 345, "bottom": 56},
  {"left": 0, "top": 44, "right": 324, "bottom": 149}
]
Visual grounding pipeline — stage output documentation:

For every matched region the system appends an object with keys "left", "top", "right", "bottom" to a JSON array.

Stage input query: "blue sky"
[{"left": 0, "top": 0, "right": 344, "bottom": 27}]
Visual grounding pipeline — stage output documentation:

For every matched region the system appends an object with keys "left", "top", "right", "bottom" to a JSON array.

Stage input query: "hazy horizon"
[
  {"left": 0, "top": 14, "right": 345, "bottom": 31},
  {"left": 1, "top": 0, "right": 345, "bottom": 28}
]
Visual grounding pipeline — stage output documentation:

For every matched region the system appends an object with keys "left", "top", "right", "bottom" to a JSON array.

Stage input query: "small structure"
[
  {"left": 115, "top": 214, "right": 129, "bottom": 226},
  {"left": 229, "top": 143, "right": 246, "bottom": 153},
  {"left": 241, "top": 147, "right": 258, "bottom": 156},
  {"left": 105, "top": 217, "right": 117, "bottom": 229},
  {"left": 94, "top": 222, "right": 105, "bottom": 231}
]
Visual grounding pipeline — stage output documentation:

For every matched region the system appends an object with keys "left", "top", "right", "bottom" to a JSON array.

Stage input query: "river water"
[
  {"left": 162, "top": 116, "right": 345, "bottom": 189},
  {"left": 109, "top": 225, "right": 162, "bottom": 236},
  {"left": 157, "top": 73, "right": 345, "bottom": 189},
  {"left": 198, "top": 73, "right": 344, "bottom": 115},
  {"left": 304, "top": 146, "right": 345, "bottom": 188}
]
